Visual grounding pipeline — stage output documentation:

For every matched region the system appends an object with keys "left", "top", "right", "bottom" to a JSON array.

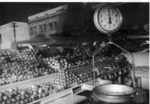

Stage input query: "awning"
[
  {"left": 15, "top": 34, "right": 149, "bottom": 46},
  {"left": 15, "top": 36, "right": 108, "bottom": 46}
]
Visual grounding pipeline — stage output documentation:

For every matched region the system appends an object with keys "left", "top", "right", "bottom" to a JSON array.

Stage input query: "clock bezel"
[{"left": 94, "top": 5, "right": 123, "bottom": 34}]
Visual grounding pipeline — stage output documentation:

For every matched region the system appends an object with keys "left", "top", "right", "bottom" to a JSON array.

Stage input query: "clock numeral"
[
  {"left": 116, "top": 20, "right": 118, "bottom": 23},
  {"left": 113, "top": 24, "right": 116, "bottom": 27}
]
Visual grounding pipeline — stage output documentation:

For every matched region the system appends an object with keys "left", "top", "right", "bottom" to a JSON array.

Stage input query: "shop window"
[
  {"left": 49, "top": 22, "right": 53, "bottom": 30},
  {"left": 43, "top": 24, "right": 47, "bottom": 32}
]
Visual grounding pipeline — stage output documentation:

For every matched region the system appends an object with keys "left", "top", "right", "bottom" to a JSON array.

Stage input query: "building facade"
[{"left": 28, "top": 5, "right": 68, "bottom": 39}]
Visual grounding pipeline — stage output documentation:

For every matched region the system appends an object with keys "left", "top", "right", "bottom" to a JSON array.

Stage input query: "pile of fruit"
[
  {"left": 0, "top": 42, "right": 132, "bottom": 104},
  {"left": 53, "top": 70, "right": 82, "bottom": 89},
  {"left": 0, "top": 49, "right": 56, "bottom": 86},
  {"left": 0, "top": 43, "right": 92, "bottom": 86},
  {"left": 0, "top": 42, "right": 131, "bottom": 87},
  {"left": 0, "top": 82, "right": 57, "bottom": 104}
]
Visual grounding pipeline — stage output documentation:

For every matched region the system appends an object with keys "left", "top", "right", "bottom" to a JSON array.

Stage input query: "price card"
[{"left": 82, "top": 84, "right": 93, "bottom": 91}]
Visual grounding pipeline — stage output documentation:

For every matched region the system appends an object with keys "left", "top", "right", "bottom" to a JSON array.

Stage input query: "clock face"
[{"left": 94, "top": 6, "right": 123, "bottom": 34}]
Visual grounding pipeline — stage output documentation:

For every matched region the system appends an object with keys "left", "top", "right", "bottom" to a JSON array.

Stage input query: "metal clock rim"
[
  {"left": 94, "top": 8, "right": 108, "bottom": 34},
  {"left": 98, "top": 6, "right": 123, "bottom": 33},
  {"left": 94, "top": 5, "right": 123, "bottom": 34}
]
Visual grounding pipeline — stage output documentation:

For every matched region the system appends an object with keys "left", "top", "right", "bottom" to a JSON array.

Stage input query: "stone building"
[{"left": 28, "top": 4, "right": 68, "bottom": 39}]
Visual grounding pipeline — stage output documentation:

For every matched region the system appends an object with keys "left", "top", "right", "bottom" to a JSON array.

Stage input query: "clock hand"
[{"left": 108, "top": 8, "right": 112, "bottom": 24}]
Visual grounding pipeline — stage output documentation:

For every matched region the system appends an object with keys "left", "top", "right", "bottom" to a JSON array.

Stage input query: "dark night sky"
[
  {"left": 0, "top": 3, "right": 66, "bottom": 25},
  {"left": 0, "top": 2, "right": 149, "bottom": 28}
]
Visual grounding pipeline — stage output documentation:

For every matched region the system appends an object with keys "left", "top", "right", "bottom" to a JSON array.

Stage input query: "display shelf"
[
  {"left": 0, "top": 61, "right": 131, "bottom": 104},
  {"left": 0, "top": 73, "right": 56, "bottom": 91},
  {"left": 27, "top": 80, "right": 95, "bottom": 104},
  {"left": 70, "top": 58, "right": 126, "bottom": 73},
  {"left": 98, "top": 67, "right": 131, "bottom": 79},
  {"left": 73, "top": 95, "right": 87, "bottom": 104},
  {"left": 28, "top": 83, "right": 87, "bottom": 104},
  {"left": 36, "top": 79, "right": 111, "bottom": 104},
  {"left": 70, "top": 61, "right": 131, "bottom": 80},
  {"left": 70, "top": 61, "right": 114, "bottom": 74},
  {"left": 29, "top": 88, "right": 73, "bottom": 104},
  {"left": 0, "top": 63, "right": 93, "bottom": 91},
  {"left": 0, "top": 63, "right": 130, "bottom": 91},
  {"left": 52, "top": 70, "right": 81, "bottom": 88}
]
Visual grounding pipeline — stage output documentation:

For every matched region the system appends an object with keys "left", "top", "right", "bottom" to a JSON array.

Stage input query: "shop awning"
[
  {"left": 15, "top": 34, "right": 149, "bottom": 47},
  {"left": 15, "top": 36, "right": 108, "bottom": 46}
]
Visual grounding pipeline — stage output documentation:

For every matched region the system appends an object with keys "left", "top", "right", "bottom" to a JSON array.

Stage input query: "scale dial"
[{"left": 94, "top": 5, "right": 123, "bottom": 34}]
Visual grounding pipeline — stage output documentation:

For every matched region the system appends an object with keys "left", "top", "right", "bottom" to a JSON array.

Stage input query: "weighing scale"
[{"left": 92, "top": 4, "right": 137, "bottom": 103}]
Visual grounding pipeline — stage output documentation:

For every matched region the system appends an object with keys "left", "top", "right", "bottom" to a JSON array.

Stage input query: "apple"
[
  {"left": 20, "top": 100, "right": 25, "bottom": 104},
  {"left": 7, "top": 99, "right": 12, "bottom": 104},
  {"left": 45, "top": 91, "right": 49, "bottom": 96},
  {"left": 21, "top": 91, "right": 26, "bottom": 96},
  {"left": 38, "top": 88, "right": 43, "bottom": 94},
  {"left": 33, "top": 91, "right": 38, "bottom": 96},
  {"left": 34, "top": 95, "right": 38, "bottom": 100},
  {"left": 13, "top": 90, "right": 18, "bottom": 96},
  {"left": 28, "top": 97, "right": 33, "bottom": 102},
  {"left": 1, "top": 101, "right": 7, "bottom": 104},
  {"left": 21, "top": 95, "right": 26, "bottom": 100},
  {"left": 8, "top": 88, "right": 14, "bottom": 93},
  {"left": 3, "top": 95, "right": 8, "bottom": 101},
  {"left": 11, "top": 98, "right": 16, "bottom": 103},
  {"left": 0, "top": 92, "right": 4, "bottom": 97},
  {"left": 16, "top": 95, "right": 21, "bottom": 101},
  {"left": 25, "top": 94, "right": 29, "bottom": 99},
  {"left": 42, "top": 93, "right": 46, "bottom": 98},
  {"left": 16, "top": 101, "right": 20, "bottom": 104},
  {"left": 38, "top": 93, "right": 42, "bottom": 99},
  {"left": 0, "top": 97, "right": 3, "bottom": 102},
  {"left": 24, "top": 99, "right": 29, "bottom": 103},
  {"left": 31, "top": 95, "right": 35, "bottom": 100}
]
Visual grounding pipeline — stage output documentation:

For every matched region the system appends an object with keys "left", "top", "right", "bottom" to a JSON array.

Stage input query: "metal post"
[
  {"left": 92, "top": 55, "right": 96, "bottom": 86},
  {"left": 118, "top": 76, "right": 121, "bottom": 84},
  {"left": 111, "top": 42, "right": 136, "bottom": 90},
  {"left": 92, "top": 33, "right": 136, "bottom": 92},
  {"left": 11, "top": 22, "right": 17, "bottom": 42}
]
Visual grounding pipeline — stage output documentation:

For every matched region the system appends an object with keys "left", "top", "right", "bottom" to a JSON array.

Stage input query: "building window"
[
  {"left": 0, "top": 34, "right": 1, "bottom": 44},
  {"left": 43, "top": 24, "right": 47, "bottom": 32},
  {"left": 33, "top": 26, "right": 37, "bottom": 33},
  {"left": 39, "top": 25, "right": 43, "bottom": 33},
  {"left": 30, "top": 27, "right": 33, "bottom": 35},
  {"left": 53, "top": 21, "right": 57, "bottom": 29},
  {"left": 49, "top": 22, "right": 53, "bottom": 30}
]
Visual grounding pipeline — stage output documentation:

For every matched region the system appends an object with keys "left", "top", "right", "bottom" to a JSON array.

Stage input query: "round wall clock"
[{"left": 94, "top": 5, "right": 123, "bottom": 34}]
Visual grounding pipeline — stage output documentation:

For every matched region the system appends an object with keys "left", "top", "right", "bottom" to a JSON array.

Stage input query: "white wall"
[
  {"left": 0, "top": 25, "right": 14, "bottom": 49},
  {"left": 15, "top": 23, "right": 30, "bottom": 41},
  {"left": 122, "top": 52, "right": 149, "bottom": 90},
  {"left": 121, "top": 52, "right": 149, "bottom": 67},
  {"left": 0, "top": 22, "right": 30, "bottom": 49}
]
